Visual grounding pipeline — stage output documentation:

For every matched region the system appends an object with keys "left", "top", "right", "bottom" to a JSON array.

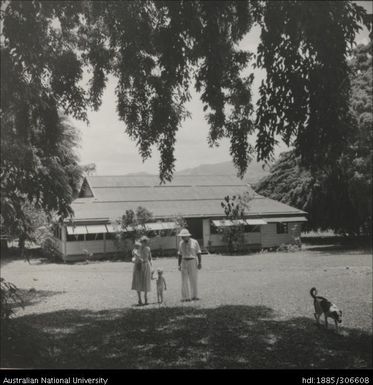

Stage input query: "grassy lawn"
[{"left": 1, "top": 244, "right": 372, "bottom": 369}]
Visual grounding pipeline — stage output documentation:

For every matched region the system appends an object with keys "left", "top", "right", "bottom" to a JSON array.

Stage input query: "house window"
[
  {"left": 86, "top": 233, "right": 104, "bottom": 241},
  {"left": 244, "top": 225, "right": 260, "bottom": 233},
  {"left": 106, "top": 232, "right": 114, "bottom": 240},
  {"left": 106, "top": 232, "right": 121, "bottom": 240},
  {"left": 67, "top": 234, "right": 85, "bottom": 242},
  {"left": 277, "top": 222, "right": 288, "bottom": 234}
]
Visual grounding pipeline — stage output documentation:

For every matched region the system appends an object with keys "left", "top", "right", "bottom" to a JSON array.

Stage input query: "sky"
[{"left": 72, "top": 1, "right": 372, "bottom": 175}]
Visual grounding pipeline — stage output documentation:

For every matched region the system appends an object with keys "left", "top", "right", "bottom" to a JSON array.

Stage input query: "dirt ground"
[
  {"left": 1, "top": 244, "right": 372, "bottom": 368},
  {"left": 2, "top": 244, "right": 372, "bottom": 330}
]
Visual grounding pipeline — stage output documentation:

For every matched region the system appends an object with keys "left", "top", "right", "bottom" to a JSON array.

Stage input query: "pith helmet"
[{"left": 178, "top": 228, "right": 191, "bottom": 237}]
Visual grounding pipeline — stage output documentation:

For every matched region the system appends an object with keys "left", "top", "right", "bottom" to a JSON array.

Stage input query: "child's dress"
[
  {"left": 157, "top": 277, "right": 166, "bottom": 291},
  {"left": 131, "top": 246, "right": 152, "bottom": 292}
]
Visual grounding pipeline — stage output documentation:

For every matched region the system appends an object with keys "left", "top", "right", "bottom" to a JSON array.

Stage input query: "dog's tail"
[{"left": 310, "top": 287, "right": 317, "bottom": 298}]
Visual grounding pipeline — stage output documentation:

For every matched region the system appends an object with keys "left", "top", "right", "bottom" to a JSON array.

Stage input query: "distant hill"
[
  {"left": 175, "top": 160, "right": 271, "bottom": 183},
  {"left": 124, "top": 171, "right": 153, "bottom": 176},
  {"left": 118, "top": 160, "right": 271, "bottom": 184}
]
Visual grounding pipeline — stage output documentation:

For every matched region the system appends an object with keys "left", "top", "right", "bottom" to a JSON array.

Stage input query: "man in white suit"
[{"left": 177, "top": 228, "right": 202, "bottom": 302}]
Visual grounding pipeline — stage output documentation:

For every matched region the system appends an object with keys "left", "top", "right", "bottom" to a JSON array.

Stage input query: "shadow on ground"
[
  {"left": 1, "top": 305, "right": 371, "bottom": 369},
  {"left": 18, "top": 288, "right": 65, "bottom": 308},
  {"left": 302, "top": 236, "right": 372, "bottom": 253},
  {"left": 302, "top": 244, "right": 372, "bottom": 255},
  {"left": 0, "top": 247, "right": 62, "bottom": 267}
]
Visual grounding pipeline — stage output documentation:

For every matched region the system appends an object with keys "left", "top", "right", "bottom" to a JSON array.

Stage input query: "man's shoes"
[{"left": 191, "top": 297, "right": 200, "bottom": 301}]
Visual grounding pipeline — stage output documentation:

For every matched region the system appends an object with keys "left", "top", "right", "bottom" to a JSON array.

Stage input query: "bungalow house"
[{"left": 47, "top": 175, "right": 307, "bottom": 262}]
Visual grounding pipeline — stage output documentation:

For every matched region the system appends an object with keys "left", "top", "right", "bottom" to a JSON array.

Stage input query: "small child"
[{"left": 152, "top": 268, "right": 167, "bottom": 304}]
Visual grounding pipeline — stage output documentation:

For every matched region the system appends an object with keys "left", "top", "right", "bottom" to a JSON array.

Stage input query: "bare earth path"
[{"left": 1, "top": 245, "right": 372, "bottom": 368}]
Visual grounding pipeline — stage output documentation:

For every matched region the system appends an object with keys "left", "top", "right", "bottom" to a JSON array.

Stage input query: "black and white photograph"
[{"left": 0, "top": 0, "right": 372, "bottom": 377}]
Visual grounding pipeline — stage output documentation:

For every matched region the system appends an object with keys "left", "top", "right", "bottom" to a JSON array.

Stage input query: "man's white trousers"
[{"left": 181, "top": 259, "right": 198, "bottom": 300}]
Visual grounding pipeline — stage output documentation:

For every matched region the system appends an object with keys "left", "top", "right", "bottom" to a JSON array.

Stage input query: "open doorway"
[{"left": 185, "top": 218, "right": 203, "bottom": 242}]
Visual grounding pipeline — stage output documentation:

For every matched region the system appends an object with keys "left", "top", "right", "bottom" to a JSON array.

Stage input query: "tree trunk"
[
  {"left": 1, "top": 239, "right": 8, "bottom": 255},
  {"left": 19, "top": 235, "right": 30, "bottom": 264}
]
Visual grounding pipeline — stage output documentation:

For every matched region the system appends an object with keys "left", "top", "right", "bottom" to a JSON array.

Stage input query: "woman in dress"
[{"left": 131, "top": 236, "right": 152, "bottom": 305}]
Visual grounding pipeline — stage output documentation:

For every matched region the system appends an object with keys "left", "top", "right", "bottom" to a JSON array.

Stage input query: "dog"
[
  {"left": 310, "top": 287, "right": 342, "bottom": 332},
  {"left": 152, "top": 269, "right": 167, "bottom": 304}
]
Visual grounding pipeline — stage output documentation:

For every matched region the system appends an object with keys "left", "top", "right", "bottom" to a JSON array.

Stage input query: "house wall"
[
  {"left": 207, "top": 232, "right": 262, "bottom": 248},
  {"left": 105, "top": 239, "right": 122, "bottom": 253},
  {"left": 261, "top": 222, "right": 302, "bottom": 248},
  {"left": 148, "top": 235, "right": 178, "bottom": 252},
  {"left": 66, "top": 239, "right": 105, "bottom": 256},
  {"left": 205, "top": 222, "right": 303, "bottom": 250},
  {"left": 62, "top": 234, "right": 178, "bottom": 261},
  {"left": 57, "top": 220, "right": 304, "bottom": 261},
  {"left": 64, "top": 237, "right": 178, "bottom": 255}
]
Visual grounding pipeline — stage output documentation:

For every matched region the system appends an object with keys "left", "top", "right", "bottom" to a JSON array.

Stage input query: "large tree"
[
  {"left": 0, "top": 1, "right": 371, "bottom": 245},
  {"left": 347, "top": 41, "right": 372, "bottom": 229},
  {"left": 255, "top": 42, "right": 372, "bottom": 234},
  {"left": 0, "top": 109, "right": 82, "bottom": 253},
  {"left": 1, "top": 1, "right": 371, "bottom": 183}
]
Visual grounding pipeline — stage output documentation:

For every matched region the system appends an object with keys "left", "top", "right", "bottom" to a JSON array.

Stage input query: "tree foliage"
[
  {"left": 256, "top": 41, "right": 372, "bottom": 235},
  {"left": 348, "top": 42, "right": 373, "bottom": 228},
  {"left": 10, "top": 202, "right": 54, "bottom": 259},
  {"left": 0, "top": 111, "right": 82, "bottom": 251},
  {"left": 220, "top": 193, "right": 255, "bottom": 252},
  {"left": 255, "top": 1, "right": 371, "bottom": 168},
  {"left": 1, "top": 0, "right": 370, "bottom": 185},
  {"left": 81, "top": 163, "right": 97, "bottom": 176},
  {"left": 0, "top": 278, "right": 24, "bottom": 322},
  {"left": 256, "top": 149, "right": 371, "bottom": 235},
  {"left": 255, "top": 151, "right": 332, "bottom": 231},
  {"left": 1, "top": 1, "right": 84, "bottom": 251},
  {"left": 119, "top": 206, "right": 154, "bottom": 242}
]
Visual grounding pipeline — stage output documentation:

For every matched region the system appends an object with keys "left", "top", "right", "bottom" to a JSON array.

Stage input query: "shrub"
[
  {"left": 276, "top": 243, "right": 302, "bottom": 253},
  {"left": 0, "top": 277, "right": 24, "bottom": 322}
]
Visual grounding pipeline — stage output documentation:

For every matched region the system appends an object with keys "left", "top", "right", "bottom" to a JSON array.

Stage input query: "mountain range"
[
  {"left": 124, "top": 160, "right": 271, "bottom": 184},
  {"left": 175, "top": 160, "right": 270, "bottom": 183}
]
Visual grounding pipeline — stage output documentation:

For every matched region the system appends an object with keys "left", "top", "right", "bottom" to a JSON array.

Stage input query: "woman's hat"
[
  {"left": 139, "top": 235, "right": 149, "bottom": 242},
  {"left": 134, "top": 240, "right": 141, "bottom": 247},
  {"left": 178, "top": 228, "right": 191, "bottom": 237}
]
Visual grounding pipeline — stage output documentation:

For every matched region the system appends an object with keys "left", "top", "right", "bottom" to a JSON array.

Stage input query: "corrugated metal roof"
[
  {"left": 87, "top": 175, "right": 248, "bottom": 188},
  {"left": 71, "top": 197, "right": 306, "bottom": 221},
  {"left": 89, "top": 185, "right": 258, "bottom": 202},
  {"left": 68, "top": 175, "right": 306, "bottom": 221}
]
